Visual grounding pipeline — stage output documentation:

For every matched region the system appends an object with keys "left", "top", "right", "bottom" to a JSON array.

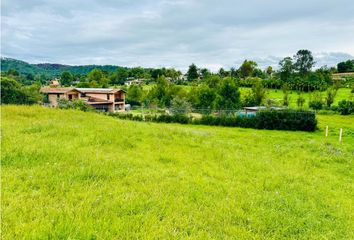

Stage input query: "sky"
[{"left": 1, "top": 0, "right": 354, "bottom": 71}]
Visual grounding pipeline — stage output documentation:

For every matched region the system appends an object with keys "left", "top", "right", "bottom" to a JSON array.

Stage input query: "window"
[
  {"left": 68, "top": 95, "right": 73, "bottom": 100},
  {"left": 57, "top": 94, "right": 60, "bottom": 98},
  {"left": 107, "top": 94, "right": 110, "bottom": 100},
  {"left": 80, "top": 93, "right": 86, "bottom": 97}
]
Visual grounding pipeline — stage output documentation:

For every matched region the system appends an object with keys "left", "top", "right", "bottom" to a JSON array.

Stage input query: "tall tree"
[
  {"left": 187, "top": 63, "right": 199, "bottom": 81},
  {"left": 60, "top": 71, "right": 73, "bottom": 86},
  {"left": 127, "top": 85, "right": 144, "bottom": 105},
  {"left": 218, "top": 68, "right": 228, "bottom": 78},
  {"left": 111, "top": 68, "right": 128, "bottom": 85},
  {"left": 194, "top": 84, "right": 217, "bottom": 110},
  {"left": 293, "top": 49, "right": 315, "bottom": 76},
  {"left": 87, "top": 68, "right": 109, "bottom": 87},
  {"left": 216, "top": 78, "right": 241, "bottom": 109},
  {"left": 200, "top": 68, "right": 211, "bottom": 79},
  {"left": 279, "top": 57, "right": 294, "bottom": 82},
  {"left": 337, "top": 60, "right": 354, "bottom": 73},
  {"left": 239, "top": 60, "right": 258, "bottom": 78},
  {"left": 266, "top": 66, "right": 273, "bottom": 77}
]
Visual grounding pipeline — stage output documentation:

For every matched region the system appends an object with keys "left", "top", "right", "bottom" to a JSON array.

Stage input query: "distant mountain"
[{"left": 0, "top": 58, "right": 121, "bottom": 77}]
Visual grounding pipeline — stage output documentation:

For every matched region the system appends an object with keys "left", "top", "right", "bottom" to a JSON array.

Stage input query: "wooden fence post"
[
  {"left": 325, "top": 126, "right": 328, "bottom": 137},
  {"left": 339, "top": 128, "right": 343, "bottom": 142}
]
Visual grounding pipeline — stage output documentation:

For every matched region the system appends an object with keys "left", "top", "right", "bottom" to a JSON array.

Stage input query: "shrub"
[
  {"left": 337, "top": 100, "right": 354, "bottom": 115},
  {"left": 170, "top": 96, "right": 191, "bottom": 116},
  {"left": 58, "top": 99, "right": 93, "bottom": 112},
  {"left": 325, "top": 88, "right": 337, "bottom": 107},
  {"left": 194, "top": 110, "right": 316, "bottom": 131},
  {"left": 111, "top": 110, "right": 317, "bottom": 132},
  {"left": 256, "top": 110, "right": 317, "bottom": 131},
  {"left": 1, "top": 77, "right": 41, "bottom": 105},
  {"left": 297, "top": 94, "right": 306, "bottom": 108},
  {"left": 309, "top": 92, "right": 323, "bottom": 110},
  {"left": 281, "top": 84, "right": 290, "bottom": 107}
]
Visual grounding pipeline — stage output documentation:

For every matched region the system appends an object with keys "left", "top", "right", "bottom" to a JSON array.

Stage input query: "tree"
[
  {"left": 282, "top": 84, "right": 290, "bottom": 107},
  {"left": 60, "top": 71, "right": 73, "bottom": 86},
  {"left": 279, "top": 57, "right": 294, "bottom": 82},
  {"left": 187, "top": 63, "right": 199, "bottom": 81},
  {"left": 309, "top": 92, "right": 323, "bottom": 110},
  {"left": 239, "top": 60, "right": 258, "bottom": 78},
  {"left": 266, "top": 66, "right": 273, "bottom": 77},
  {"left": 205, "top": 75, "right": 221, "bottom": 88},
  {"left": 87, "top": 68, "right": 103, "bottom": 82},
  {"left": 194, "top": 84, "right": 217, "bottom": 110},
  {"left": 325, "top": 88, "right": 337, "bottom": 107},
  {"left": 200, "top": 68, "right": 211, "bottom": 79},
  {"left": 170, "top": 96, "right": 192, "bottom": 116},
  {"left": 297, "top": 94, "right": 306, "bottom": 108},
  {"left": 252, "top": 68, "right": 266, "bottom": 78},
  {"left": 251, "top": 80, "right": 267, "bottom": 105},
  {"left": 216, "top": 78, "right": 241, "bottom": 109},
  {"left": 87, "top": 68, "right": 109, "bottom": 87},
  {"left": 230, "top": 67, "right": 237, "bottom": 78},
  {"left": 127, "top": 85, "right": 144, "bottom": 105},
  {"left": 7, "top": 69, "right": 19, "bottom": 76},
  {"left": 129, "top": 67, "right": 146, "bottom": 79},
  {"left": 110, "top": 68, "right": 128, "bottom": 85},
  {"left": 293, "top": 49, "right": 315, "bottom": 76},
  {"left": 337, "top": 60, "right": 354, "bottom": 73},
  {"left": 1, "top": 77, "right": 41, "bottom": 104},
  {"left": 148, "top": 76, "right": 172, "bottom": 107},
  {"left": 218, "top": 68, "right": 228, "bottom": 78}
]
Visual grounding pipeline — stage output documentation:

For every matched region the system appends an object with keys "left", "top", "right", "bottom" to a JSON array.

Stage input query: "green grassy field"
[
  {"left": 239, "top": 87, "right": 353, "bottom": 108},
  {"left": 1, "top": 105, "right": 353, "bottom": 239},
  {"left": 141, "top": 84, "right": 353, "bottom": 109}
]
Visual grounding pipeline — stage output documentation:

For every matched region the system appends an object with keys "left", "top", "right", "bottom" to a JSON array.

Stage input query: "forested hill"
[{"left": 0, "top": 58, "right": 121, "bottom": 77}]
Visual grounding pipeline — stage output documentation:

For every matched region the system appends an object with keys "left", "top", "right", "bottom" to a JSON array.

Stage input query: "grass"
[
  {"left": 1, "top": 105, "right": 354, "bottom": 239},
  {"left": 141, "top": 84, "right": 353, "bottom": 109},
  {"left": 240, "top": 87, "right": 353, "bottom": 108}
]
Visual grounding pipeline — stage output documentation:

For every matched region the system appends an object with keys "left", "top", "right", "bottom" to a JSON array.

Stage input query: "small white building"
[{"left": 125, "top": 79, "right": 145, "bottom": 86}]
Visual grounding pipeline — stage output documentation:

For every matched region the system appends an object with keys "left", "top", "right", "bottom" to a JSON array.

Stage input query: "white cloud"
[{"left": 1, "top": 0, "right": 354, "bottom": 70}]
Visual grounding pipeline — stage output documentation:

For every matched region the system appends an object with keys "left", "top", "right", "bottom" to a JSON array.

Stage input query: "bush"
[
  {"left": 337, "top": 100, "right": 354, "bottom": 115},
  {"left": 256, "top": 110, "right": 317, "bottom": 131},
  {"left": 194, "top": 110, "right": 316, "bottom": 131},
  {"left": 325, "top": 88, "right": 337, "bottom": 107},
  {"left": 1, "top": 77, "right": 41, "bottom": 105},
  {"left": 111, "top": 110, "right": 317, "bottom": 132},
  {"left": 57, "top": 99, "right": 93, "bottom": 112},
  {"left": 309, "top": 92, "right": 323, "bottom": 110},
  {"left": 297, "top": 94, "right": 306, "bottom": 108}
]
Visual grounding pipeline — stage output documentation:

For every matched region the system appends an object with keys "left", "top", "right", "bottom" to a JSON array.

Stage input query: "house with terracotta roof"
[{"left": 40, "top": 87, "right": 126, "bottom": 112}]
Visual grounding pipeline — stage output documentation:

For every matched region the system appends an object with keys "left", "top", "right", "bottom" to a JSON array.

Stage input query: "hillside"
[
  {"left": 1, "top": 105, "right": 354, "bottom": 239},
  {"left": 0, "top": 57, "right": 120, "bottom": 77}
]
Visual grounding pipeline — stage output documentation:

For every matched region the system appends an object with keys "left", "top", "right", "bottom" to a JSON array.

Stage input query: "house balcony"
[{"left": 115, "top": 98, "right": 124, "bottom": 102}]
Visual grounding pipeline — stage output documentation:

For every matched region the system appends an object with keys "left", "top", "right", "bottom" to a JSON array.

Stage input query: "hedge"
[
  {"left": 109, "top": 110, "right": 317, "bottom": 132},
  {"left": 337, "top": 100, "right": 354, "bottom": 115}
]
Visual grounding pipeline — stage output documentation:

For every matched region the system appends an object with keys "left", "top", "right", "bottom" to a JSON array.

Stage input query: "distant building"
[
  {"left": 40, "top": 87, "right": 126, "bottom": 112},
  {"left": 125, "top": 79, "right": 145, "bottom": 86}
]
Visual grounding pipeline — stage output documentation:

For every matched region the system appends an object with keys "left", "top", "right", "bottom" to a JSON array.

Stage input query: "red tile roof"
[{"left": 40, "top": 87, "right": 74, "bottom": 93}]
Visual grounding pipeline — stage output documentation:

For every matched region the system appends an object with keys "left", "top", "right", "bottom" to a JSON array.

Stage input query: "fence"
[{"left": 109, "top": 107, "right": 317, "bottom": 132}]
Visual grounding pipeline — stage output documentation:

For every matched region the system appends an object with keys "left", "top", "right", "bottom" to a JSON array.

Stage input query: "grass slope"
[{"left": 1, "top": 106, "right": 353, "bottom": 239}]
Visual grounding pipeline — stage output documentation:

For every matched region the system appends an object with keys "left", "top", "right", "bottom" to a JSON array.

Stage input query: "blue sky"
[{"left": 2, "top": 0, "right": 354, "bottom": 71}]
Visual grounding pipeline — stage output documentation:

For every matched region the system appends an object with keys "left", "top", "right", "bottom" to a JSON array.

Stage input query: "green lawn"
[
  {"left": 141, "top": 84, "right": 353, "bottom": 109},
  {"left": 240, "top": 88, "right": 353, "bottom": 108},
  {"left": 1, "top": 105, "right": 353, "bottom": 239}
]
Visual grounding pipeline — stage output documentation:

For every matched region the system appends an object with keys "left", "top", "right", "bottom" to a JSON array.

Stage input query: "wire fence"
[{"left": 127, "top": 105, "right": 316, "bottom": 117}]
